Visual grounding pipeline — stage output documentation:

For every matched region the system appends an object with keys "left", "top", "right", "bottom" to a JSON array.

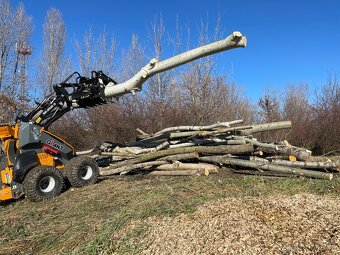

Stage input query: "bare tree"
[
  {"left": 312, "top": 76, "right": 340, "bottom": 154},
  {"left": 0, "top": 0, "right": 13, "bottom": 91},
  {"left": 119, "top": 34, "right": 145, "bottom": 80},
  {"left": 74, "top": 28, "right": 116, "bottom": 77},
  {"left": 147, "top": 13, "right": 169, "bottom": 100},
  {"left": 0, "top": 1, "right": 32, "bottom": 124},
  {"left": 0, "top": 92, "right": 17, "bottom": 123},
  {"left": 38, "top": 8, "right": 66, "bottom": 96},
  {"left": 258, "top": 93, "right": 281, "bottom": 123},
  {"left": 12, "top": 3, "right": 32, "bottom": 101},
  {"left": 169, "top": 16, "right": 253, "bottom": 126},
  {"left": 283, "top": 83, "right": 313, "bottom": 148},
  {"left": 143, "top": 14, "right": 179, "bottom": 131},
  {"left": 0, "top": 1, "right": 32, "bottom": 95}
]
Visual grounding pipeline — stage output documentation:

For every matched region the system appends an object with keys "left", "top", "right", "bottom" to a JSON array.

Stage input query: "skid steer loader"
[{"left": 0, "top": 31, "right": 246, "bottom": 202}]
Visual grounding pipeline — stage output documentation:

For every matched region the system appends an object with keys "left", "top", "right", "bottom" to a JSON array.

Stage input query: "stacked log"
[{"left": 81, "top": 120, "right": 340, "bottom": 180}]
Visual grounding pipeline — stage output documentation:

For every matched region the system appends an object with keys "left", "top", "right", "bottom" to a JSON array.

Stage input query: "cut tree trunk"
[
  {"left": 230, "top": 136, "right": 311, "bottom": 161},
  {"left": 199, "top": 156, "right": 333, "bottom": 180},
  {"left": 169, "top": 126, "right": 252, "bottom": 139},
  {"left": 156, "top": 162, "right": 218, "bottom": 172},
  {"left": 230, "top": 136, "right": 278, "bottom": 150},
  {"left": 139, "top": 144, "right": 254, "bottom": 162},
  {"left": 100, "top": 160, "right": 168, "bottom": 176},
  {"left": 76, "top": 149, "right": 94, "bottom": 155},
  {"left": 241, "top": 121, "right": 292, "bottom": 135},
  {"left": 104, "top": 32, "right": 246, "bottom": 98},
  {"left": 100, "top": 144, "right": 254, "bottom": 176},
  {"left": 261, "top": 146, "right": 312, "bottom": 161},
  {"left": 148, "top": 170, "right": 199, "bottom": 176},
  {"left": 153, "top": 119, "right": 244, "bottom": 135},
  {"left": 169, "top": 139, "right": 246, "bottom": 149},
  {"left": 270, "top": 159, "right": 340, "bottom": 170},
  {"left": 158, "top": 152, "right": 199, "bottom": 162}
]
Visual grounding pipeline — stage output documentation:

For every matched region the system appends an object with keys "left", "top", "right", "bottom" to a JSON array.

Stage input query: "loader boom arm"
[{"left": 22, "top": 31, "right": 246, "bottom": 128}]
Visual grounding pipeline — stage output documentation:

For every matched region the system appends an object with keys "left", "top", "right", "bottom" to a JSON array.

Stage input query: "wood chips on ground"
[{"left": 140, "top": 194, "right": 340, "bottom": 255}]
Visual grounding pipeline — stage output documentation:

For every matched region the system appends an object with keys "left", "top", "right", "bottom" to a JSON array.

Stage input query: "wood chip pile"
[{"left": 81, "top": 120, "right": 339, "bottom": 180}]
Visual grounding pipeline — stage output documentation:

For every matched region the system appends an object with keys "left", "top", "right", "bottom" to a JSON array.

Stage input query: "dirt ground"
[{"left": 140, "top": 194, "right": 340, "bottom": 255}]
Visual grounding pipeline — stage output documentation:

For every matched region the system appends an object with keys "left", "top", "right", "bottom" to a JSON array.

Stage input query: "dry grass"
[{"left": 1, "top": 171, "right": 340, "bottom": 255}]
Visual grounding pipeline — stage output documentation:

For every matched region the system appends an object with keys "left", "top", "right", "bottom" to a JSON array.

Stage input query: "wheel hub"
[
  {"left": 80, "top": 166, "right": 93, "bottom": 180},
  {"left": 39, "top": 176, "right": 56, "bottom": 193}
]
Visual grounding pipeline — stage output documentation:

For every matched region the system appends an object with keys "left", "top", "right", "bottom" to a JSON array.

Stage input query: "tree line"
[{"left": 0, "top": 1, "right": 339, "bottom": 155}]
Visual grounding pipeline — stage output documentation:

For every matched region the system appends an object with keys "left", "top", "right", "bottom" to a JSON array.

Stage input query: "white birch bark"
[{"left": 104, "top": 32, "right": 246, "bottom": 98}]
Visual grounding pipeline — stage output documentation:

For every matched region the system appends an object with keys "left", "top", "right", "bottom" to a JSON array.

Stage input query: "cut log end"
[
  {"left": 232, "top": 31, "right": 242, "bottom": 37},
  {"left": 289, "top": 155, "right": 297, "bottom": 162}
]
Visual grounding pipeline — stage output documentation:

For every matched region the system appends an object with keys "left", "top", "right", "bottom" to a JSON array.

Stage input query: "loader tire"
[
  {"left": 23, "top": 166, "right": 64, "bottom": 202},
  {"left": 64, "top": 156, "right": 99, "bottom": 188}
]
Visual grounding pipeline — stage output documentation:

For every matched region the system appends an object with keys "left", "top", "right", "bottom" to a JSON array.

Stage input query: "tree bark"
[
  {"left": 104, "top": 32, "right": 246, "bottom": 98},
  {"left": 139, "top": 144, "right": 254, "bottom": 162},
  {"left": 168, "top": 126, "right": 252, "bottom": 139},
  {"left": 261, "top": 146, "right": 311, "bottom": 161},
  {"left": 240, "top": 121, "right": 292, "bottom": 135},
  {"left": 230, "top": 136, "right": 278, "bottom": 150},
  {"left": 158, "top": 152, "right": 199, "bottom": 162},
  {"left": 276, "top": 146, "right": 311, "bottom": 161},
  {"left": 230, "top": 135, "right": 311, "bottom": 161},
  {"left": 156, "top": 162, "right": 218, "bottom": 172},
  {"left": 100, "top": 160, "right": 168, "bottom": 176},
  {"left": 136, "top": 128, "right": 149, "bottom": 136},
  {"left": 76, "top": 149, "right": 94, "bottom": 155},
  {"left": 148, "top": 170, "right": 199, "bottom": 176},
  {"left": 270, "top": 159, "right": 340, "bottom": 170},
  {"left": 153, "top": 119, "right": 243, "bottom": 135},
  {"left": 100, "top": 144, "right": 254, "bottom": 176},
  {"left": 199, "top": 156, "right": 333, "bottom": 180},
  {"left": 132, "top": 133, "right": 169, "bottom": 147},
  {"left": 169, "top": 139, "right": 245, "bottom": 149}
]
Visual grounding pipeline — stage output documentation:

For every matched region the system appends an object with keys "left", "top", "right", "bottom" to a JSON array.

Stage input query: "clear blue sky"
[{"left": 10, "top": 0, "right": 340, "bottom": 101}]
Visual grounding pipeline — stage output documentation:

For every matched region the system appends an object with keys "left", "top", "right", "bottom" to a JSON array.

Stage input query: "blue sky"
[{"left": 10, "top": 0, "right": 340, "bottom": 101}]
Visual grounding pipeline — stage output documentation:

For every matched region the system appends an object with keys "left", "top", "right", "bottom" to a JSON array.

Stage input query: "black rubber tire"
[
  {"left": 64, "top": 156, "right": 99, "bottom": 188},
  {"left": 23, "top": 166, "right": 64, "bottom": 202}
]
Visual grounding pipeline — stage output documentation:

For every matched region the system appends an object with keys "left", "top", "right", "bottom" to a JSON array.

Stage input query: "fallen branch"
[
  {"left": 153, "top": 119, "right": 244, "bottom": 136},
  {"left": 148, "top": 170, "right": 199, "bottom": 176},
  {"left": 76, "top": 149, "right": 94, "bottom": 155},
  {"left": 169, "top": 125, "right": 252, "bottom": 139},
  {"left": 100, "top": 144, "right": 253, "bottom": 176},
  {"left": 199, "top": 156, "right": 333, "bottom": 180},
  {"left": 241, "top": 121, "right": 292, "bottom": 135},
  {"left": 169, "top": 139, "right": 245, "bottom": 149},
  {"left": 158, "top": 152, "right": 199, "bottom": 162},
  {"left": 139, "top": 144, "right": 254, "bottom": 162},
  {"left": 156, "top": 162, "right": 218, "bottom": 172},
  {"left": 270, "top": 159, "right": 340, "bottom": 170},
  {"left": 100, "top": 160, "right": 168, "bottom": 176},
  {"left": 95, "top": 119, "right": 335, "bottom": 181},
  {"left": 261, "top": 146, "right": 312, "bottom": 161}
]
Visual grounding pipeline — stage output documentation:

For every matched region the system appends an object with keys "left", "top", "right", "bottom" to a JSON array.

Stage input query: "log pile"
[{"left": 85, "top": 120, "right": 340, "bottom": 180}]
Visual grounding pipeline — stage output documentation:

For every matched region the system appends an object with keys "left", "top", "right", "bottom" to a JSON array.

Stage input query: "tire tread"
[
  {"left": 23, "top": 166, "right": 64, "bottom": 202},
  {"left": 65, "top": 156, "right": 99, "bottom": 188}
]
